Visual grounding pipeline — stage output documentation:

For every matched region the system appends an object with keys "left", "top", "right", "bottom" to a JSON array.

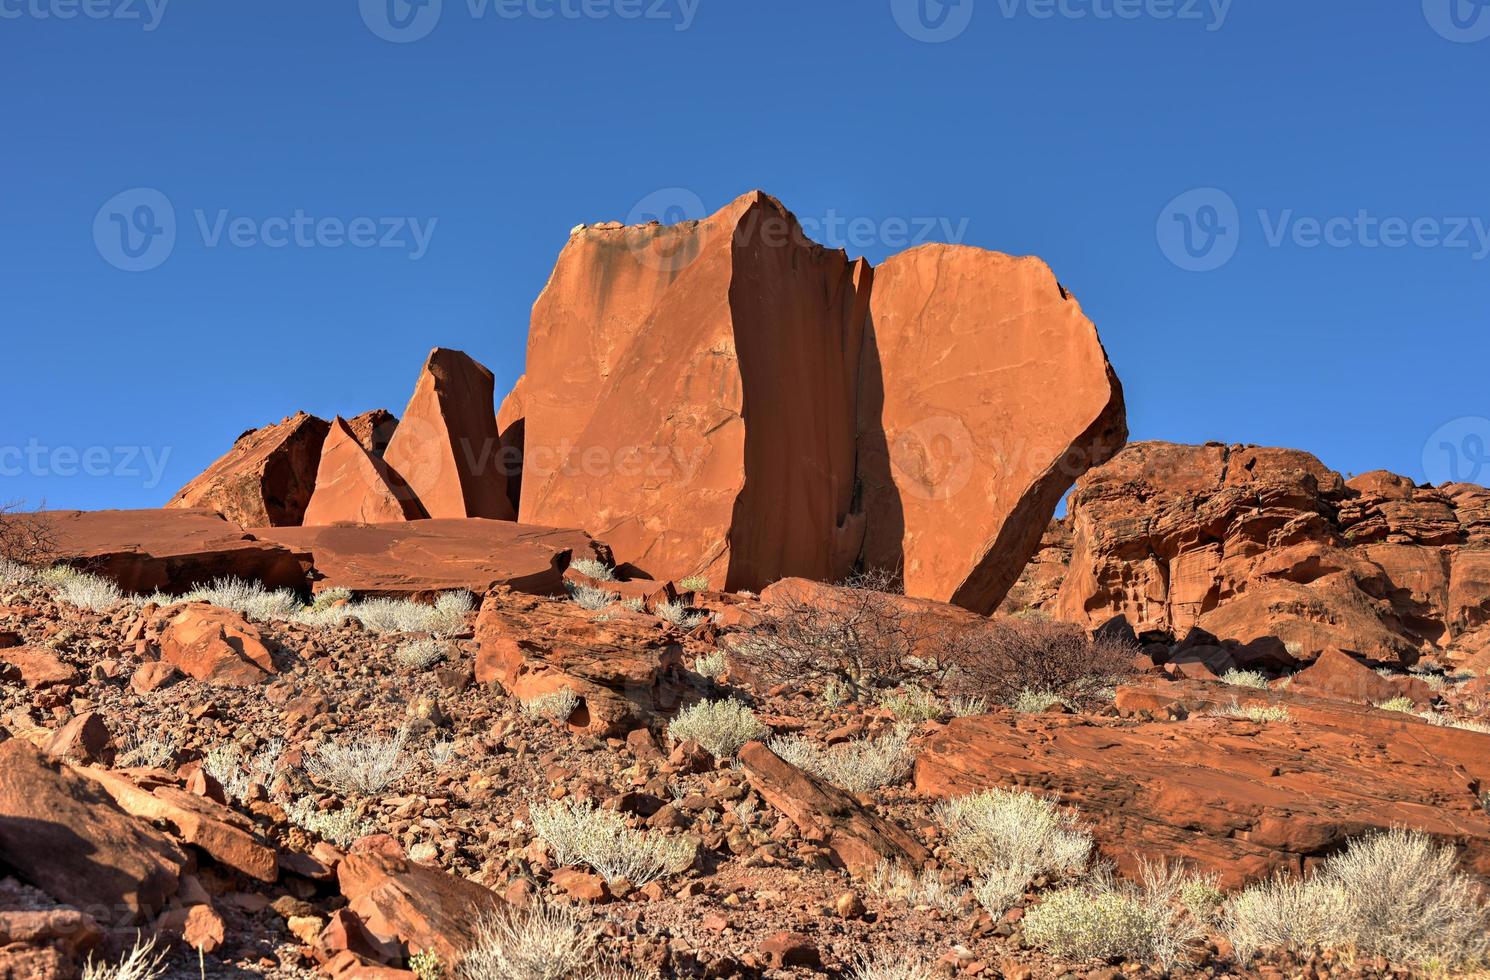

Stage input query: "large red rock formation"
[
  {"left": 302, "top": 417, "right": 422, "bottom": 526},
  {"left": 253, "top": 519, "right": 606, "bottom": 599},
  {"left": 516, "top": 192, "right": 871, "bottom": 589},
  {"left": 915, "top": 682, "right": 1490, "bottom": 888},
  {"left": 383, "top": 348, "right": 514, "bottom": 521},
  {"left": 495, "top": 374, "right": 526, "bottom": 516},
  {"left": 1006, "top": 442, "right": 1490, "bottom": 665},
  {"left": 38, "top": 509, "right": 310, "bottom": 594},
  {"left": 346, "top": 408, "right": 398, "bottom": 457},
  {"left": 858, "top": 245, "right": 1126, "bottom": 612},
  {"left": 167, "top": 412, "right": 330, "bottom": 527}
]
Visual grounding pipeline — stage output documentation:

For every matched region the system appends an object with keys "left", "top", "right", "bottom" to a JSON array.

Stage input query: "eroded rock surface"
[{"left": 167, "top": 412, "right": 330, "bottom": 528}]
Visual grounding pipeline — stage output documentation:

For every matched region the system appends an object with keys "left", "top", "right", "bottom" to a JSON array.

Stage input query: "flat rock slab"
[
  {"left": 915, "top": 685, "right": 1490, "bottom": 888},
  {"left": 338, "top": 846, "right": 505, "bottom": 966},
  {"left": 252, "top": 519, "right": 608, "bottom": 599},
  {"left": 37, "top": 509, "right": 310, "bottom": 595}
]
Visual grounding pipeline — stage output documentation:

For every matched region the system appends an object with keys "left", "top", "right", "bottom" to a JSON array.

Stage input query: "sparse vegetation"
[
  {"left": 81, "top": 932, "right": 168, "bottom": 980},
  {"left": 936, "top": 789, "right": 1092, "bottom": 899},
  {"left": 952, "top": 616, "right": 1137, "bottom": 711},
  {"left": 948, "top": 694, "right": 988, "bottom": 717},
  {"left": 1022, "top": 862, "right": 1206, "bottom": 969},
  {"left": 692, "top": 649, "right": 727, "bottom": 680},
  {"left": 570, "top": 557, "right": 616, "bottom": 581},
  {"left": 117, "top": 733, "right": 176, "bottom": 770},
  {"left": 285, "top": 796, "right": 374, "bottom": 847},
  {"left": 566, "top": 580, "right": 619, "bottom": 611},
  {"left": 1375, "top": 696, "right": 1416, "bottom": 713},
  {"left": 1224, "top": 828, "right": 1490, "bottom": 970},
  {"left": 0, "top": 501, "right": 57, "bottom": 568},
  {"left": 57, "top": 570, "right": 124, "bottom": 612},
  {"left": 767, "top": 728, "right": 916, "bottom": 792},
  {"left": 522, "top": 688, "right": 580, "bottom": 724},
  {"left": 397, "top": 638, "right": 450, "bottom": 670},
  {"left": 1010, "top": 688, "right": 1069, "bottom": 714},
  {"left": 667, "top": 698, "right": 767, "bottom": 759},
  {"left": 528, "top": 799, "right": 696, "bottom": 885},
  {"left": 408, "top": 948, "right": 445, "bottom": 980},
  {"left": 845, "top": 950, "right": 936, "bottom": 980},
  {"left": 204, "top": 739, "right": 283, "bottom": 803},
  {"left": 1220, "top": 668, "right": 1271, "bottom": 689},
  {"left": 679, "top": 574, "right": 710, "bottom": 592},
  {"left": 303, "top": 728, "right": 412, "bottom": 795},
  {"left": 656, "top": 599, "right": 706, "bottom": 631},
  {"left": 1211, "top": 700, "right": 1291, "bottom": 723},
  {"left": 868, "top": 861, "right": 968, "bottom": 914},
  {"left": 879, "top": 687, "right": 943, "bottom": 722}
]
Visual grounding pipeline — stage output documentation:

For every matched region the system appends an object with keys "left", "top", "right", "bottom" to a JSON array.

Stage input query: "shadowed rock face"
[
  {"left": 302, "top": 417, "right": 423, "bottom": 526},
  {"left": 515, "top": 192, "right": 870, "bottom": 590},
  {"left": 166, "top": 412, "right": 330, "bottom": 528},
  {"left": 1004, "top": 441, "right": 1490, "bottom": 665},
  {"left": 858, "top": 244, "right": 1127, "bottom": 613}
]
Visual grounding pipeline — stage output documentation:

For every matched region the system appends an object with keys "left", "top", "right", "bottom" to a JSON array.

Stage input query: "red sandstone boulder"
[
  {"left": 1290, "top": 646, "right": 1432, "bottom": 707},
  {"left": 158, "top": 604, "right": 277, "bottom": 687},
  {"left": 0, "top": 742, "right": 186, "bottom": 924},
  {"left": 0, "top": 646, "right": 81, "bottom": 690},
  {"left": 517, "top": 192, "right": 870, "bottom": 589},
  {"left": 915, "top": 688, "right": 1490, "bottom": 888},
  {"left": 303, "top": 417, "right": 423, "bottom": 526},
  {"left": 36, "top": 509, "right": 310, "bottom": 595},
  {"left": 383, "top": 348, "right": 514, "bottom": 521},
  {"left": 859, "top": 244, "right": 1126, "bottom": 612},
  {"left": 253, "top": 519, "right": 606, "bottom": 599},
  {"left": 167, "top": 412, "right": 330, "bottom": 527},
  {"left": 337, "top": 847, "right": 505, "bottom": 965},
  {"left": 473, "top": 589, "right": 685, "bottom": 736},
  {"left": 347, "top": 409, "right": 399, "bottom": 457}
]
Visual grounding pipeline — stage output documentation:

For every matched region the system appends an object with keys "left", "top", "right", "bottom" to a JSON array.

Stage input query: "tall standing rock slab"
[
  {"left": 859, "top": 244, "right": 1126, "bottom": 613},
  {"left": 167, "top": 412, "right": 331, "bottom": 528},
  {"left": 303, "top": 417, "right": 423, "bottom": 526},
  {"left": 518, "top": 191, "right": 870, "bottom": 588},
  {"left": 383, "top": 348, "right": 515, "bottom": 521}
]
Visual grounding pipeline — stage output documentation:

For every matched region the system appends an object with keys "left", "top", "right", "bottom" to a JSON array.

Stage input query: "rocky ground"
[{"left": 3, "top": 559, "right": 1489, "bottom": 980}]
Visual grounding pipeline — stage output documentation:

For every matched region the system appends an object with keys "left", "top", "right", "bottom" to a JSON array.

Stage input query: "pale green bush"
[
  {"left": 304, "top": 729, "right": 411, "bottom": 795},
  {"left": 678, "top": 575, "right": 710, "bottom": 592},
  {"left": 692, "top": 649, "right": 728, "bottom": 680},
  {"left": 1023, "top": 862, "right": 1205, "bottom": 968},
  {"left": 58, "top": 570, "right": 123, "bottom": 612},
  {"left": 880, "top": 688, "right": 944, "bottom": 722},
  {"left": 81, "top": 933, "right": 167, "bottom": 980},
  {"left": 845, "top": 950, "right": 936, "bottom": 980},
  {"left": 768, "top": 729, "right": 916, "bottom": 792},
  {"left": 1220, "top": 669, "right": 1271, "bottom": 689},
  {"left": 528, "top": 799, "right": 695, "bottom": 885},
  {"left": 948, "top": 695, "right": 989, "bottom": 717},
  {"left": 1375, "top": 696, "right": 1416, "bottom": 713},
  {"left": 1211, "top": 700, "right": 1291, "bottom": 723},
  {"left": 396, "top": 638, "right": 450, "bottom": 670},
  {"left": 1010, "top": 688, "right": 1069, "bottom": 714},
  {"left": 937, "top": 788, "right": 1092, "bottom": 883},
  {"left": 866, "top": 861, "right": 968, "bottom": 914},
  {"left": 459, "top": 902, "right": 595, "bottom": 980},
  {"left": 570, "top": 557, "right": 615, "bottom": 581},
  {"left": 285, "top": 796, "right": 374, "bottom": 847},
  {"left": 656, "top": 599, "right": 706, "bottom": 631},
  {"left": 565, "top": 581, "right": 618, "bottom": 611},
  {"left": 667, "top": 699, "right": 767, "bottom": 759},
  {"left": 522, "top": 688, "right": 579, "bottom": 723}
]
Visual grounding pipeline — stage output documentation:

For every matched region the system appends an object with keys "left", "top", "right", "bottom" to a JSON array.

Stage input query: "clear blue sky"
[{"left": 4, "top": 0, "right": 1488, "bottom": 510}]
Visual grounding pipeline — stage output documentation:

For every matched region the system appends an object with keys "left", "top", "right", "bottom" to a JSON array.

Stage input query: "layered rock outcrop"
[
  {"left": 167, "top": 412, "right": 330, "bottom": 528},
  {"left": 302, "top": 417, "right": 422, "bottom": 526},
  {"left": 1007, "top": 442, "right": 1490, "bottom": 665}
]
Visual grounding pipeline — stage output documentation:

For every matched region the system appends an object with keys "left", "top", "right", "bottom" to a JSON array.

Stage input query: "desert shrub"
[
  {"left": 879, "top": 688, "right": 944, "bottom": 722},
  {"left": 1180, "top": 877, "right": 1225, "bottom": 923},
  {"left": 285, "top": 796, "right": 374, "bottom": 847},
  {"left": 304, "top": 729, "right": 412, "bottom": 795},
  {"left": 117, "top": 734, "right": 177, "bottom": 770},
  {"left": 570, "top": 557, "right": 615, "bottom": 581},
  {"left": 82, "top": 932, "right": 168, "bottom": 980},
  {"left": 1220, "top": 669, "right": 1271, "bottom": 689},
  {"left": 1010, "top": 688, "right": 1069, "bottom": 714},
  {"left": 0, "top": 501, "right": 57, "bottom": 568},
  {"left": 1225, "top": 828, "right": 1490, "bottom": 969},
  {"left": 822, "top": 678, "right": 849, "bottom": 707},
  {"left": 767, "top": 728, "right": 916, "bottom": 792},
  {"left": 692, "top": 649, "right": 727, "bottom": 680},
  {"left": 397, "top": 638, "right": 450, "bottom": 670},
  {"left": 565, "top": 580, "right": 618, "bottom": 611},
  {"left": 1420, "top": 711, "right": 1490, "bottom": 734},
  {"left": 678, "top": 574, "right": 710, "bottom": 592},
  {"left": 1023, "top": 862, "right": 1205, "bottom": 969},
  {"left": 952, "top": 616, "right": 1137, "bottom": 711},
  {"left": 667, "top": 698, "right": 767, "bottom": 759},
  {"left": 458, "top": 902, "right": 650, "bottom": 980},
  {"left": 868, "top": 860, "right": 968, "bottom": 913},
  {"left": 1211, "top": 700, "right": 1291, "bottom": 723},
  {"left": 1375, "top": 696, "right": 1416, "bottom": 713},
  {"left": 428, "top": 739, "right": 455, "bottom": 767},
  {"left": 522, "top": 688, "right": 579, "bottom": 723},
  {"left": 408, "top": 949, "right": 444, "bottom": 980},
  {"left": 309, "top": 586, "right": 353, "bottom": 610},
  {"left": 57, "top": 570, "right": 123, "bottom": 612},
  {"left": 528, "top": 799, "right": 695, "bottom": 885},
  {"left": 973, "top": 862, "right": 1033, "bottom": 918},
  {"left": 845, "top": 949, "right": 936, "bottom": 980},
  {"left": 936, "top": 789, "right": 1092, "bottom": 886},
  {"left": 726, "top": 576, "right": 954, "bottom": 700},
  {"left": 181, "top": 576, "right": 302, "bottom": 621},
  {"left": 948, "top": 695, "right": 988, "bottom": 717},
  {"left": 656, "top": 599, "right": 706, "bottom": 631},
  {"left": 204, "top": 739, "right": 283, "bottom": 803}
]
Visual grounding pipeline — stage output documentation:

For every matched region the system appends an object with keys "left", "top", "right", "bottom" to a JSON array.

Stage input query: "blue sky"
[{"left": 3, "top": 0, "right": 1488, "bottom": 510}]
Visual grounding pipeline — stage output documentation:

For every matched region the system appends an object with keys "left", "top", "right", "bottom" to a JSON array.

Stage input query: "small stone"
[
  {"left": 835, "top": 891, "right": 866, "bottom": 919},
  {"left": 759, "top": 932, "right": 820, "bottom": 970}
]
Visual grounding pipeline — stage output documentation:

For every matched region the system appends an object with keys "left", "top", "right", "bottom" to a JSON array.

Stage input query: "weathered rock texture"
[
  {"left": 515, "top": 192, "right": 871, "bottom": 590},
  {"left": 859, "top": 244, "right": 1127, "bottom": 612},
  {"left": 254, "top": 520, "right": 606, "bottom": 599},
  {"left": 1006, "top": 442, "right": 1490, "bottom": 665},
  {"left": 383, "top": 348, "right": 515, "bottom": 521},
  {"left": 167, "top": 412, "right": 330, "bottom": 528},
  {"left": 915, "top": 683, "right": 1490, "bottom": 888},
  {"left": 303, "top": 417, "right": 423, "bottom": 526},
  {"left": 346, "top": 408, "right": 399, "bottom": 457},
  {"left": 38, "top": 509, "right": 310, "bottom": 594}
]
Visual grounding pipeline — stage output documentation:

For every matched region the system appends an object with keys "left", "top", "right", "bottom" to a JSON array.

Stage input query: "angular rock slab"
[
  {"left": 158, "top": 603, "right": 278, "bottom": 687},
  {"left": 384, "top": 348, "right": 515, "bottom": 521},
  {"left": 915, "top": 686, "right": 1490, "bottom": 888},
  {"left": 303, "top": 417, "right": 423, "bottom": 526},
  {"left": 740, "top": 741, "right": 929, "bottom": 877},
  {"left": 518, "top": 191, "right": 870, "bottom": 589},
  {"left": 338, "top": 846, "right": 505, "bottom": 966},
  {"left": 859, "top": 243, "right": 1126, "bottom": 612},
  {"left": 37, "top": 508, "right": 310, "bottom": 594},
  {"left": 253, "top": 519, "right": 607, "bottom": 599},
  {"left": 167, "top": 411, "right": 330, "bottom": 528},
  {"left": 474, "top": 589, "right": 685, "bottom": 737},
  {"left": 0, "top": 742, "right": 186, "bottom": 924}
]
